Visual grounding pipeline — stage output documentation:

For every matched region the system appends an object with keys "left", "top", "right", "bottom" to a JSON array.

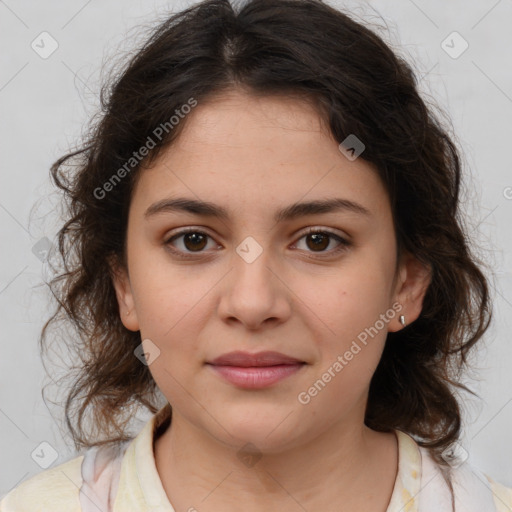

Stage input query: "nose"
[{"left": 217, "top": 244, "right": 292, "bottom": 331}]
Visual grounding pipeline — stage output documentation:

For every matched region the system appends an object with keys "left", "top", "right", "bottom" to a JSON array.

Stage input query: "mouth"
[
  {"left": 207, "top": 350, "right": 305, "bottom": 367},
  {"left": 205, "top": 351, "right": 307, "bottom": 389}
]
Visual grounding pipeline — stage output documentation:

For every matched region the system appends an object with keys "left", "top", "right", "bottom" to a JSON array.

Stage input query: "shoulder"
[
  {"left": 0, "top": 455, "right": 84, "bottom": 512},
  {"left": 408, "top": 434, "right": 511, "bottom": 512},
  {"left": 486, "top": 474, "right": 512, "bottom": 512}
]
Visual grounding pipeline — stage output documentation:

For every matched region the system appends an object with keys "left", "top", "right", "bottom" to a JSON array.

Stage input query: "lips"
[
  {"left": 206, "top": 351, "right": 307, "bottom": 389},
  {"left": 207, "top": 350, "right": 305, "bottom": 367},
  {"left": 206, "top": 351, "right": 306, "bottom": 389}
]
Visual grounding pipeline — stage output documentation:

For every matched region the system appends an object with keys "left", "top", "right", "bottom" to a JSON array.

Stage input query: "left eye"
[
  {"left": 293, "top": 229, "right": 350, "bottom": 253},
  {"left": 164, "top": 228, "right": 350, "bottom": 256}
]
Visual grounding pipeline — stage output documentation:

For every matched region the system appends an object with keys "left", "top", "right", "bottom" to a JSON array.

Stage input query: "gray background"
[{"left": 1, "top": 0, "right": 511, "bottom": 497}]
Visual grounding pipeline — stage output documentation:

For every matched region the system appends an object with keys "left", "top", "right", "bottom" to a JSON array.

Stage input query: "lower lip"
[{"left": 207, "top": 363, "right": 305, "bottom": 389}]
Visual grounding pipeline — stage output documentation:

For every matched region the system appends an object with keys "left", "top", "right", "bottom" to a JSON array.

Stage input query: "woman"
[{"left": 2, "top": 0, "right": 511, "bottom": 510}]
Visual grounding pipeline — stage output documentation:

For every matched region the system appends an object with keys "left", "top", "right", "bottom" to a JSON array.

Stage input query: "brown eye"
[
  {"left": 182, "top": 232, "right": 208, "bottom": 251},
  {"left": 305, "top": 232, "right": 330, "bottom": 251},
  {"left": 165, "top": 229, "right": 215, "bottom": 253},
  {"left": 163, "top": 227, "right": 350, "bottom": 259},
  {"left": 294, "top": 229, "right": 351, "bottom": 256}
]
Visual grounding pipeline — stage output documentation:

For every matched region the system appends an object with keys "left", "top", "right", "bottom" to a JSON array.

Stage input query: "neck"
[{"left": 154, "top": 409, "right": 398, "bottom": 512}]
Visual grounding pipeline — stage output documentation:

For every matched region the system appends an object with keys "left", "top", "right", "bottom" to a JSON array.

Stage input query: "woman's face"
[{"left": 112, "top": 89, "right": 429, "bottom": 452}]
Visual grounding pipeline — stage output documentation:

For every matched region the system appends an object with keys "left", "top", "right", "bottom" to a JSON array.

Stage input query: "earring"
[
  {"left": 399, "top": 314, "right": 406, "bottom": 327},
  {"left": 125, "top": 311, "right": 131, "bottom": 316}
]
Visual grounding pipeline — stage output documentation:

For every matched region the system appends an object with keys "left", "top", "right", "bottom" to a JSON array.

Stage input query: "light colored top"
[{"left": 1, "top": 404, "right": 511, "bottom": 511}]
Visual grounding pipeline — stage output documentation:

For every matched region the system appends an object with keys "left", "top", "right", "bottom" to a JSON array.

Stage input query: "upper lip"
[{"left": 207, "top": 351, "right": 305, "bottom": 367}]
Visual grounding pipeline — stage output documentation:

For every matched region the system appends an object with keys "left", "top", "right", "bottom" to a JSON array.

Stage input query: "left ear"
[{"left": 388, "top": 251, "right": 432, "bottom": 332}]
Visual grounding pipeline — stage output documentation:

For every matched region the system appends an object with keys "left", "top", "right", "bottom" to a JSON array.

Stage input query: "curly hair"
[{"left": 41, "top": 0, "right": 492, "bottom": 507}]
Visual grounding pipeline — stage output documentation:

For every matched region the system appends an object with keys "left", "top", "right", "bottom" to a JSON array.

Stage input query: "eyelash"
[{"left": 163, "top": 227, "right": 351, "bottom": 259}]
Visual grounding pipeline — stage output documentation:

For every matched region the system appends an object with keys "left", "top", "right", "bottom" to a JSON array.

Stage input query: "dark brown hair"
[{"left": 42, "top": 0, "right": 491, "bottom": 507}]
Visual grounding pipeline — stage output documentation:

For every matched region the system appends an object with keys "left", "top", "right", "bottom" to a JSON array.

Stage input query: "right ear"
[{"left": 107, "top": 254, "right": 140, "bottom": 332}]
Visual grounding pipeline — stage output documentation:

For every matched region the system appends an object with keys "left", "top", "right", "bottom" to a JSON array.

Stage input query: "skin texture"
[{"left": 111, "top": 89, "right": 431, "bottom": 511}]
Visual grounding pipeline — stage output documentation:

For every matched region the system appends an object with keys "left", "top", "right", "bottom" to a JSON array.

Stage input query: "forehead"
[
  {"left": 130, "top": 90, "right": 391, "bottom": 222},
  {"left": 178, "top": 89, "right": 327, "bottom": 142}
]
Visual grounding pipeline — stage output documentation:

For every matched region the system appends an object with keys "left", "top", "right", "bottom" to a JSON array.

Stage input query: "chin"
[{"left": 210, "top": 413, "right": 302, "bottom": 454}]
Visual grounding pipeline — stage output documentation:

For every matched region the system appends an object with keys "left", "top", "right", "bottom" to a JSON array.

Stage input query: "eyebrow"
[{"left": 144, "top": 196, "right": 372, "bottom": 223}]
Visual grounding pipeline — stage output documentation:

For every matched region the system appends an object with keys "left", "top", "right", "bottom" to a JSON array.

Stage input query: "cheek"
[
  {"left": 293, "top": 273, "right": 391, "bottom": 418},
  {"left": 131, "top": 268, "right": 213, "bottom": 407},
  {"left": 301, "top": 255, "right": 394, "bottom": 334},
  {"left": 130, "top": 253, "right": 215, "bottom": 337},
  {"left": 295, "top": 251, "right": 395, "bottom": 376}
]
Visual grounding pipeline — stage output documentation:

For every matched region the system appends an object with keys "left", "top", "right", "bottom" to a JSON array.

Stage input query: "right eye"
[{"left": 164, "top": 228, "right": 220, "bottom": 256}]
